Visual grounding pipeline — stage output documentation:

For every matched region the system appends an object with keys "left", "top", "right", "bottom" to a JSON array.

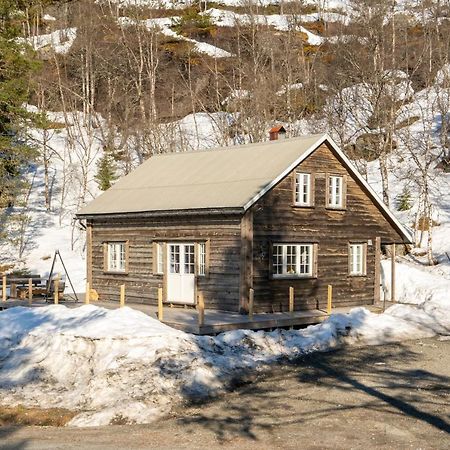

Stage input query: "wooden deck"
[{"left": 0, "top": 296, "right": 388, "bottom": 335}]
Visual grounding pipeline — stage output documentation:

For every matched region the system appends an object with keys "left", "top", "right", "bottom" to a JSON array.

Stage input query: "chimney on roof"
[{"left": 269, "top": 125, "right": 286, "bottom": 141}]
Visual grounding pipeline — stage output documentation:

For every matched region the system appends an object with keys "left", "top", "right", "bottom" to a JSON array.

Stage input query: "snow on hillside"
[
  {"left": 205, "top": 8, "right": 325, "bottom": 45},
  {"left": 0, "top": 280, "right": 449, "bottom": 427},
  {"left": 118, "top": 16, "right": 233, "bottom": 58},
  {"left": 28, "top": 27, "right": 77, "bottom": 54}
]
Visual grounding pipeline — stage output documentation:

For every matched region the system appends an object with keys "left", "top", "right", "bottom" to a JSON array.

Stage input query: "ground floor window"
[
  {"left": 198, "top": 242, "right": 206, "bottom": 276},
  {"left": 107, "top": 242, "right": 126, "bottom": 272},
  {"left": 272, "top": 243, "right": 314, "bottom": 277},
  {"left": 156, "top": 242, "right": 164, "bottom": 274},
  {"left": 349, "top": 243, "right": 367, "bottom": 276}
]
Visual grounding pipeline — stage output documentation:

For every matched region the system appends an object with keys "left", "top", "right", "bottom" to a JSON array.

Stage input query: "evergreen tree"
[
  {"left": 396, "top": 187, "right": 412, "bottom": 212},
  {"left": 95, "top": 151, "right": 117, "bottom": 191},
  {"left": 0, "top": 0, "right": 39, "bottom": 207}
]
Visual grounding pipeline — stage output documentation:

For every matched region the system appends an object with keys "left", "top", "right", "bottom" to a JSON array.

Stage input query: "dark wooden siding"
[
  {"left": 250, "top": 142, "right": 405, "bottom": 312},
  {"left": 90, "top": 215, "right": 241, "bottom": 311}
]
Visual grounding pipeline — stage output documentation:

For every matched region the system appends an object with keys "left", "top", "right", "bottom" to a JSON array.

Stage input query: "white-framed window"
[
  {"left": 272, "top": 244, "right": 314, "bottom": 277},
  {"left": 156, "top": 242, "right": 164, "bottom": 274},
  {"left": 295, "top": 172, "right": 312, "bottom": 206},
  {"left": 107, "top": 242, "right": 126, "bottom": 272},
  {"left": 349, "top": 243, "right": 366, "bottom": 276},
  {"left": 328, "top": 175, "right": 344, "bottom": 208},
  {"left": 198, "top": 242, "right": 206, "bottom": 276}
]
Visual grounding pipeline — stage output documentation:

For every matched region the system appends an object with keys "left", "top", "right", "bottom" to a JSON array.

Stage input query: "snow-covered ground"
[
  {"left": 0, "top": 261, "right": 448, "bottom": 427},
  {"left": 27, "top": 28, "right": 77, "bottom": 54},
  {"left": 205, "top": 8, "right": 325, "bottom": 45}
]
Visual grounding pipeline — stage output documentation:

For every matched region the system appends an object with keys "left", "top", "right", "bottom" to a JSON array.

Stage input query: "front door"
[{"left": 167, "top": 243, "right": 196, "bottom": 304}]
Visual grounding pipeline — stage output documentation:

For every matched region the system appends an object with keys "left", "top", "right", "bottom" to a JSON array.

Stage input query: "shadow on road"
[
  {"left": 0, "top": 426, "right": 28, "bottom": 450},
  {"left": 178, "top": 341, "right": 450, "bottom": 443}
]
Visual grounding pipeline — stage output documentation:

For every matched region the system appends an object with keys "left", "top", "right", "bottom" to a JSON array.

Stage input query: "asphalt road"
[{"left": 1, "top": 337, "right": 449, "bottom": 450}]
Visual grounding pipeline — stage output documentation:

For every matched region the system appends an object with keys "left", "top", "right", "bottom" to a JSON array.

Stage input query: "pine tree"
[
  {"left": 396, "top": 187, "right": 412, "bottom": 212},
  {"left": 0, "top": 0, "right": 39, "bottom": 207},
  {"left": 95, "top": 151, "right": 117, "bottom": 191}
]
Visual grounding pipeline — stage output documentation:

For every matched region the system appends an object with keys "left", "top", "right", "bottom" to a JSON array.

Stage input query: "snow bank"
[
  {"left": 1, "top": 290, "right": 449, "bottom": 427},
  {"left": 382, "top": 259, "right": 450, "bottom": 309}
]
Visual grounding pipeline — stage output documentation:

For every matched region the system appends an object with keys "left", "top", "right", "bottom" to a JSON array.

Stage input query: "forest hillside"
[{"left": 1, "top": 0, "right": 450, "bottom": 288}]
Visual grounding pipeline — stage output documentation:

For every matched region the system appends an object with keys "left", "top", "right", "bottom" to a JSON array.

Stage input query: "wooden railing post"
[
  {"left": 198, "top": 292, "right": 205, "bottom": 327},
  {"left": 2, "top": 275, "right": 6, "bottom": 302},
  {"left": 157, "top": 287, "right": 163, "bottom": 321},
  {"left": 248, "top": 288, "right": 254, "bottom": 321},
  {"left": 120, "top": 284, "right": 125, "bottom": 308},
  {"left": 85, "top": 281, "right": 90, "bottom": 305},
  {"left": 391, "top": 244, "right": 396, "bottom": 303},
  {"left": 327, "top": 285, "right": 333, "bottom": 314},
  {"left": 289, "top": 286, "right": 294, "bottom": 314},
  {"left": 28, "top": 278, "right": 32, "bottom": 305},
  {"left": 54, "top": 276, "right": 60, "bottom": 305}
]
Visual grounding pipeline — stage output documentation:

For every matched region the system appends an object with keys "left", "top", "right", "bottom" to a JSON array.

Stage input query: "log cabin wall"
[
  {"left": 250, "top": 142, "right": 405, "bottom": 312},
  {"left": 90, "top": 214, "right": 242, "bottom": 311}
]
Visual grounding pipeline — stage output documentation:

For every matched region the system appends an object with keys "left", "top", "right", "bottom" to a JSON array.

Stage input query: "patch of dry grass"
[{"left": 0, "top": 405, "right": 76, "bottom": 427}]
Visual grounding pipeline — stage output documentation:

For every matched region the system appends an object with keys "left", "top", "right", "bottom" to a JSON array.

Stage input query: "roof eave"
[{"left": 76, "top": 206, "right": 246, "bottom": 220}]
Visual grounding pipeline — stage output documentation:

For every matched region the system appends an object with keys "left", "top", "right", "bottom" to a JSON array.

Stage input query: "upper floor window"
[
  {"left": 349, "top": 243, "right": 366, "bottom": 276},
  {"left": 295, "top": 172, "right": 312, "bottom": 206},
  {"left": 107, "top": 242, "right": 126, "bottom": 272},
  {"left": 328, "top": 175, "right": 344, "bottom": 208},
  {"left": 272, "top": 243, "right": 314, "bottom": 278}
]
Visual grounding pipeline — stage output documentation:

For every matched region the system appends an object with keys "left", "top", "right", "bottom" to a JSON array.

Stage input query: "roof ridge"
[{"left": 151, "top": 133, "right": 327, "bottom": 157}]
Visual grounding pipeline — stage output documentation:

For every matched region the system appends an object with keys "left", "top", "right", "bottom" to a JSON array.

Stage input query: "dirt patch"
[{"left": 0, "top": 405, "right": 76, "bottom": 427}]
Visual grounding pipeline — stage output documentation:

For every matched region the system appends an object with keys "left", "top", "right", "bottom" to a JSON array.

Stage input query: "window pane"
[
  {"left": 299, "top": 245, "right": 311, "bottom": 274},
  {"left": 157, "top": 243, "right": 164, "bottom": 274},
  {"left": 350, "top": 244, "right": 364, "bottom": 274},
  {"left": 273, "top": 245, "right": 283, "bottom": 275},
  {"left": 170, "top": 245, "right": 180, "bottom": 274},
  {"left": 199, "top": 243, "right": 206, "bottom": 276},
  {"left": 108, "top": 242, "right": 125, "bottom": 271},
  {"left": 119, "top": 244, "right": 125, "bottom": 270},
  {"left": 329, "top": 176, "right": 343, "bottom": 207},
  {"left": 295, "top": 173, "right": 310, "bottom": 205},
  {"left": 286, "top": 245, "right": 297, "bottom": 274},
  {"left": 184, "top": 245, "right": 195, "bottom": 274}
]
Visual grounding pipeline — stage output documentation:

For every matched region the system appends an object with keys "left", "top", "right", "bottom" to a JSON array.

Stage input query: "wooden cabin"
[{"left": 77, "top": 134, "right": 411, "bottom": 314}]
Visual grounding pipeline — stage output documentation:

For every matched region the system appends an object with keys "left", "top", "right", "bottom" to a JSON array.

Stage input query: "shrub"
[{"left": 171, "top": 8, "right": 215, "bottom": 39}]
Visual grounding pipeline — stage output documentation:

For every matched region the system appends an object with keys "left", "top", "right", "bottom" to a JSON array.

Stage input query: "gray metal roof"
[{"left": 77, "top": 134, "right": 326, "bottom": 216}]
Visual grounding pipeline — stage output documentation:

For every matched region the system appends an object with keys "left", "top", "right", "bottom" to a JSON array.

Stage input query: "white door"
[{"left": 167, "top": 243, "right": 196, "bottom": 304}]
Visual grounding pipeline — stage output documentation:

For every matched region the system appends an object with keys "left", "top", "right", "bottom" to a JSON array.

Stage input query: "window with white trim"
[
  {"left": 107, "top": 242, "right": 126, "bottom": 272},
  {"left": 349, "top": 243, "right": 366, "bottom": 276},
  {"left": 198, "top": 243, "right": 206, "bottom": 276},
  {"left": 328, "top": 175, "right": 344, "bottom": 208},
  {"left": 272, "top": 244, "right": 313, "bottom": 277},
  {"left": 295, "top": 172, "right": 311, "bottom": 206},
  {"left": 156, "top": 242, "right": 164, "bottom": 274}
]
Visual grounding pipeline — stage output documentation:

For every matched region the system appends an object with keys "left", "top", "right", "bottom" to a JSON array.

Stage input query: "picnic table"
[{"left": 1, "top": 274, "right": 65, "bottom": 301}]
